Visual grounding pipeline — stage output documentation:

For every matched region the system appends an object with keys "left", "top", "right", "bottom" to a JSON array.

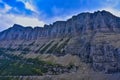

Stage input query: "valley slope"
[{"left": 0, "top": 10, "right": 120, "bottom": 80}]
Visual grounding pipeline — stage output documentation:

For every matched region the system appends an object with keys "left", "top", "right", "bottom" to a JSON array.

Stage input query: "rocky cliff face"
[
  {"left": 0, "top": 10, "right": 120, "bottom": 74},
  {"left": 0, "top": 10, "right": 120, "bottom": 41}
]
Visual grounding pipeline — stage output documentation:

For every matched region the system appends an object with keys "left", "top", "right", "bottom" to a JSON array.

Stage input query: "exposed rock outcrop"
[
  {"left": 0, "top": 10, "right": 120, "bottom": 41},
  {"left": 0, "top": 10, "right": 120, "bottom": 74}
]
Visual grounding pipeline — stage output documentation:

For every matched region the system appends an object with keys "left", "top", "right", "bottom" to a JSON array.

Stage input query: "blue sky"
[{"left": 0, "top": 0, "right": 120, "bottom": 31}]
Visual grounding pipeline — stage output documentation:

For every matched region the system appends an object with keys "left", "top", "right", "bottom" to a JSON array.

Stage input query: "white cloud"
[
  {"left": 14, "top": 16, "right": 45, "bottom": 27},
  {"left": 0, "top": 0, "right": 45, "bottom": 32},
  {"left": 0, "top": 13, "right": 45, "bottom": 32},
  {"left": 17, "top": 0, "right": 38, "bottom": 13},
  {"left": 0, "top": 4, "right": 13, "bottom": 31},
  {"left": 25, "top": 2, "right": 34, "bottom": 11},
  {"left": 0, "top": 2, "right": 11, "bottom": 13},
  {"left": 0, "top": 14, "right": 14, "bottom": 31}
]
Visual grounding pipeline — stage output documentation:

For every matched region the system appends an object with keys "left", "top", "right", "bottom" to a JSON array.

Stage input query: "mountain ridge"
[
  {"left": 0, "top": 10, "right": 120, "bottom": 75},
  {"left": 0, "top": 10, "right": 120, "bottom": 41}
]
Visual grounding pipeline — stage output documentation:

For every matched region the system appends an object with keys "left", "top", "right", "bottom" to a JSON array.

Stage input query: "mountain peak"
[
  {"left": 13, "top": 24, "right": 24, "bottom": 28},
  {"left": 95, "top": 10, "right": 108, "bottom": 13},
  {"left": 0, "top": 10, "right": 120, "bottom": 41},
  {"left": 12, "top": 24, "right": 24, "bottom": 30}
]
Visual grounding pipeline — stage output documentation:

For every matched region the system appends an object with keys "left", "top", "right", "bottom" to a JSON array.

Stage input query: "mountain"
[
  {"left": 0, "top": 10, "right": 120, "bottom": 41},
  {"left": 0, "top": 10, "right": 120, "bottom": 79}
]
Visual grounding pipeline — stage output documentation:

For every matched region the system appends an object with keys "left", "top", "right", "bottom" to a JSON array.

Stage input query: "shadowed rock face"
[{"left": 0, "top": 10, "right": 120, "bottom": 74}]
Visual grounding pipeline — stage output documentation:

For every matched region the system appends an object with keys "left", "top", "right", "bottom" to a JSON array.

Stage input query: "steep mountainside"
[
  {"left": 0, "top": 10, "right": 120, "bottom": 79},
  {"left": 0, "top": 10, "right": 120, "bottom": 41}
]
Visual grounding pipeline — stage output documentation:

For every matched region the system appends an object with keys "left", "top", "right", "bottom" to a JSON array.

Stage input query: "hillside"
[{"left": 0, "top": 10, "right": 120, "bottom": 80}]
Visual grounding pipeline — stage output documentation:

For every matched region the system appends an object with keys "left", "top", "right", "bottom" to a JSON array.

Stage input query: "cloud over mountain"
[{"left": 0, "top": 0, "right": 120, "bottom": 31}]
